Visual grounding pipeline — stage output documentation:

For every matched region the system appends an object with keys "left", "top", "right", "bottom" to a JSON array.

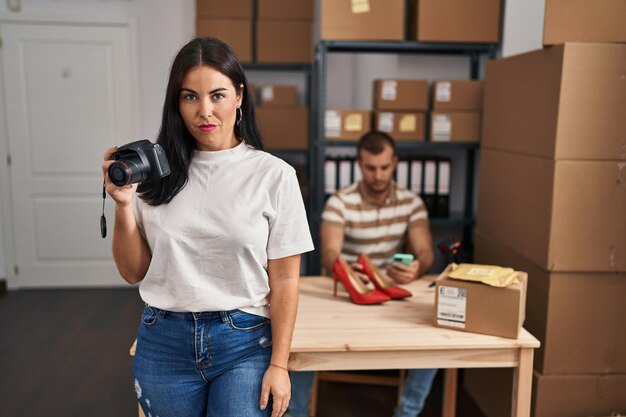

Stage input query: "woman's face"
[{"left": 178, "top": 65, "right": 243, "bottom": 151}]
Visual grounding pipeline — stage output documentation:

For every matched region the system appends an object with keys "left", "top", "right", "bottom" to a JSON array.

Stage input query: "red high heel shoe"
[
  {"left": 357, "top": 253, "right": 413, "bottom": 300},
  {"left": 332, "top": 256, "right": 390, "bottom": 305}
]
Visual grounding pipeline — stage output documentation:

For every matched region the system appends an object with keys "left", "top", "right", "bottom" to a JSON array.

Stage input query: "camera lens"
[
  {"left": 108, "top": 159, "right": 147, "bottom": 187},
  {"left": 108, "top": 162, "right": 131, "bottom": 186}
]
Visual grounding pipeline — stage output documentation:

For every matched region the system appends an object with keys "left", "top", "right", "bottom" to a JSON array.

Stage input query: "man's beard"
[{"left": 363, "top": 179, "right": 391, "bottom": 195}]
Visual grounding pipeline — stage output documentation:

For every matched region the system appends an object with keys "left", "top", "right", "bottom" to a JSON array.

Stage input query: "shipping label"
[
  {"left": 399, "top": 114, "right": 417, "bottom": 132},
  {"left": 381, "top": 80, "right": 397, "bottom": 101},
  {"left": 351, "top": 0, "right": 370, "bottom": 14},
  {"left": 261, "top": 86, "right": 274, "bottom": 102},
  {"left": 437, "top": 286, "right": 467, "bottom": 328},
  {"left": 378, "top": 112, "right": 394, "bottom": 132},
  {"left": 432, "top": 114, "right": 452, "bottom": 141},
  {"left": 344, "top": 113, "right": 363, "bottom": 132},
  {"left": 436, "top": 82, "right": 452, "bottom": 102}
]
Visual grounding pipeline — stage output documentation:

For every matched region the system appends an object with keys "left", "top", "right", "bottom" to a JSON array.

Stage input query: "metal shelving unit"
[{"left": 307, "top": 40, "right": 497, "bottom": 274}]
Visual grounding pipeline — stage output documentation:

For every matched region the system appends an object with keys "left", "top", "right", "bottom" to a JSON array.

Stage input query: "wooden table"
[{"left": 289, "top": 276, "right": 540, "bottom": 417}]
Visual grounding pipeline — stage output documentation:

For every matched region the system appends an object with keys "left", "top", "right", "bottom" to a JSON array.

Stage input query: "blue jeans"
[
  {"left": 133, "top": 306, "right": 273, "bottom": 417},
  {"left": 287, "top": 369, "right": 437, "bottom": 417},
  {"left": 287, "top": 371, "right": 316, "bottom": 417},
  {"left": 393, "top": 369, "right": 438, "bottom": 417}
]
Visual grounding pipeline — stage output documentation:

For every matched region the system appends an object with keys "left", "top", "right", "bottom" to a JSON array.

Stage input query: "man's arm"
[
  {"left": 407, "top": 223, "right": 435, "bottom": 277},
  {"left": 320, "top": 221, "right": 345, "bottom": 276}
]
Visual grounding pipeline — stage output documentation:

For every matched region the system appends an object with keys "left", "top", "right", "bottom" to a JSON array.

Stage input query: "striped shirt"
[{"left": 322, "top": 181, "right": 429, "bottom": 266}]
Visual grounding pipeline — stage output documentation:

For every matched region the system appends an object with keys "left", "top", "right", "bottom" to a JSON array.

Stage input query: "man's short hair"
[{"left": 357, "top": 131, "right": 396, "bottom": 159}]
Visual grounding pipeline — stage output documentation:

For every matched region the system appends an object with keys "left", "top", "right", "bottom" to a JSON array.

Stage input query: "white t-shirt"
[{"left": 134, "top": 140, "right": 314, "bottom": 317}]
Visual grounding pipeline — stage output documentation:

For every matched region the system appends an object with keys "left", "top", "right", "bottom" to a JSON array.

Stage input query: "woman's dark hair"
[
  {"left": 138, "top": 37, "right": 264, "bottom": 205},
  {"left": 357, "top": 131, "right": 396, "bottom": 159}
]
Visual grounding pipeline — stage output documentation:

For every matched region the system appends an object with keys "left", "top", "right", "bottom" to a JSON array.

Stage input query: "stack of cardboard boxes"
[
  {"left": 430, "top": 80, "right": 483, "bottom": 143},
  {"left": 196, "top": 0, "right": 312, "bottom": 64},
  {"left": 326, "top": 79, "right": 485, "bottom": 144},
  {"left": 321, "top": 0, "right": 501, "bottom": 43},
  {"left": 466, "top": 1, "right": 626, "bottom": 415},
  {"left": 196, "top": 0, "right": 253, "bottom": 63},
  {"left": 256, "top": 0, "right": 313, "bottom": 63},
  {"left": 256, "top": 85, "right": 308, "bottom": 150},
  {"left": 372, "top": 79, "right": 428, "bottom": 141}
]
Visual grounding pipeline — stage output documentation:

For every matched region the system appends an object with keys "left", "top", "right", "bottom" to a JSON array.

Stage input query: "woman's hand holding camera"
[{"left": 102, "top": 147, "right": 136, "bottom": 206}]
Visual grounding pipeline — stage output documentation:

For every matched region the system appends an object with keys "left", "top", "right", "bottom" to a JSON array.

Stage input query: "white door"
[{"left": 1, "top": 22, "right": 137, "bottom": 287}]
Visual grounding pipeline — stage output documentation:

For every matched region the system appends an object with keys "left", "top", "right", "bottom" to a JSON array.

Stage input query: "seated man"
[{"left": 287, "top": 131, "right": 436, "bottom": 417}]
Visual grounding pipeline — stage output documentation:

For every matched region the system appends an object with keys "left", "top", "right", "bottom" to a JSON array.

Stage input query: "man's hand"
[{"left": 386, "top": 260, "right": 420, "bottom": 284}]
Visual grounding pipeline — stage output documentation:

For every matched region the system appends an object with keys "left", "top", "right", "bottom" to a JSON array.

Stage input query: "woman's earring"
[{"left": 236, "top": 107, "right": 242, "bottom": 126}]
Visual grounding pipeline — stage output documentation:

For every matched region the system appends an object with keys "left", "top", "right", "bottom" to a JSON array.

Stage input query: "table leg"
[
  {"left": 511, "top": 348, "right": 534, "bottom": 417},
  {"left": 442, "top": 368, "right": 458, "bottom": 417},
  {"left": 138, "top": 403, "right": 145, "bottom": 417}
]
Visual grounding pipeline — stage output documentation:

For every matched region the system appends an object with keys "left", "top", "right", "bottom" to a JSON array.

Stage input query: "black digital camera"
[{"left": 108, "top": 139, "right": 171, "bottom": 186}]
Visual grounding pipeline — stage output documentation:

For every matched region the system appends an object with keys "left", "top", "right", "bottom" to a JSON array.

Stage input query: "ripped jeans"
[{"left": 133, "top": 306, "right": 273, "bottom": 417}]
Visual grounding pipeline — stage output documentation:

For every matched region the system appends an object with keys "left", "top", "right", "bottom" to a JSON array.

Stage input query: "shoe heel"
[
  {"left": 332, "top": 256, "right": 390, "bottom": 305},
  {"left": 356, "top": 253, "right": 413, "bottom": 300}
]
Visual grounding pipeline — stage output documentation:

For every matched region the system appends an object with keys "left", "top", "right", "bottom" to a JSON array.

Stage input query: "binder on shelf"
[
  {"left": 339, "top": 160, "right": 352, "bottom": 189},
  {"left": 423, "top": 160, "right": 437, "bottom": 216},
  {"left": 396, "top": 161, "right": 409, "bottom": 190},
  {"left": 436, "top": 159, "right": 451, "bottom": 218},
  {"left": 353, "top": 161, "right": 362, "bottom": 182},
  {"left": 324, "top": 160, "right": 337, "bottom": 195},
  {"left": 410, "top": 160, "right": 423, "bottom": 195}
]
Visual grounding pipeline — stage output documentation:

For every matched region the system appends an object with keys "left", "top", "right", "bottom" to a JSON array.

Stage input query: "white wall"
[
  {"left": 501, "top": 0, "right": 546, "bottom": 57},
  {"left": 0, "top": 0, "right": 548, "bottom": 283},
  {"left": 0, "top": 0, "right": 196, "bottom": 284}
]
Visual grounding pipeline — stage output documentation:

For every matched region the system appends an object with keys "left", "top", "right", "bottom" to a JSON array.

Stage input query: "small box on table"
[{"left": 434, "top": 264, "right": 527, "bottom": 339}]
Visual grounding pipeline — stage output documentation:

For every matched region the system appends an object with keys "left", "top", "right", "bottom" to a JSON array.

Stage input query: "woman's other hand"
[
  {"left": 260, "top": 364, "right": 291, "bottom": 417},
  {"left": 102, "top": 147, "right": 137, "bottom": 206}
]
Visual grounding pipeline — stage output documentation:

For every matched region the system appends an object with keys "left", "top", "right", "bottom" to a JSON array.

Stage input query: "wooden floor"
[{"left": 0, "top": 288, "right": 486, "bottom": 417}]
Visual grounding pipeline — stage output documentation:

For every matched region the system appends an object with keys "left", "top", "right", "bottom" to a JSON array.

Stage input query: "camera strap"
[{"left": 100, "top": 179, "right": 107, "bottom": 238}]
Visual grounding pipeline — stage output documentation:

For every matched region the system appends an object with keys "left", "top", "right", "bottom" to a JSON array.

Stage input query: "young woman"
[{"left": 101, "top": 37, "right": 313, "bottom": 417}]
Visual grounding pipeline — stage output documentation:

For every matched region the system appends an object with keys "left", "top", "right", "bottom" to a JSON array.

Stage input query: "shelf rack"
[{"left": 307, "top": 40, "right": 497, "bottom": 274}]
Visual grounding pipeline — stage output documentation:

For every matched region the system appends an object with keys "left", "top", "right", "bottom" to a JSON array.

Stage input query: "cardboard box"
[
  {"left": 477, "top": 149, "right": 626, "bottom": 272},
  {"left": 482, "top": 43, "right": 626, "bottom": 161},
  {"left": 321, "top": 0, "right": 405, "bottom": 41},
  {"left": 374, "top": 112, "right": 425, "bottom": 141},
  {"left": 408, "top": 0, "right": 501, "bottom": 43},
  {"left": 464, "top": 369, "right": 626, "bottom": 417},
  {"left": 430, "top": 112, "right": 481, "bottom": 143},
  {"left": 256, "top": 20, "right": 312, "bottom": 63},
  {"left": 432, "top": 80, "right": 483, "bottom": 111},
  {"left": 373, "top": 80, "right": 429, "bottom": 111},
  {"left": 434, "top": 266, "right": 527, "bottom": 339},
  {"left": 196, "top": 18, "right": 252, "bottom": 63},
  {"left": 533, "top": 373, "right": 626, "bottom": 417},
  {"left": 258, "top": 85, "right": 298, "bottom": 108},
  {"left": 475, "top": 230, "right": 626, "bottom": 374},
  {"left": 196, "top": 0, "right": 253, "bottom": 18},
  {"left": 258, "top": 0, "right": 313, "bottom": 19},
  {"left": 325, "top": 109, "right": 371, "bottom": 141},
  {"left": 256, "top": 107, "right": 308, "bottom": 150},
  {"left": 544, "top": 0, "right": 626, "bottom": 45}
]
